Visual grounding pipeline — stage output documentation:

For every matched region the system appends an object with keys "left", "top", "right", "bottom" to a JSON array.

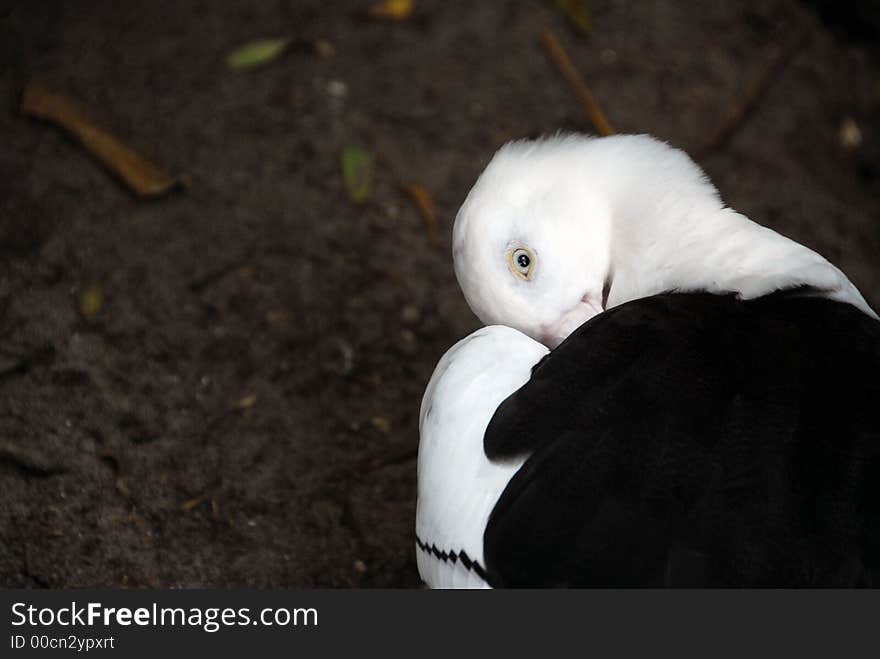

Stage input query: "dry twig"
[
  {"left": 540, "top": 27, "right": 615, "bottom": 136},
  {"left": 696, "top": 19, "right": 813, "bottom": 159},
  {"left": 401, "top": 183, "right": 440, "bottom": 246}
]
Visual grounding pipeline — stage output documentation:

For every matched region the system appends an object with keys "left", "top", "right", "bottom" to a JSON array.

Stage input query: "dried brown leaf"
[
  {"left": 401, "top": 183, "right": 440, "bottom": 245},
  {"left": 21, "top": 80, "right": 183, "bottom": 199},
  {"left": 235, "top": 394, "right": 258, "bottom": 409},
  {"left": 368, "top": 0, "right": 414, "bottom": 21},
  {"left": 839, "top": 117, "right": 862, "bottom": 150},
  {"left": 370, "top": 416, "right": 392, "bottom": 434},
  {"left": 313, "top": 39, "right": 337, "bottom": 58}
]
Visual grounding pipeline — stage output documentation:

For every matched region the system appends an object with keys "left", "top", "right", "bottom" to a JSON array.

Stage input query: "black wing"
[{"left": 482, "top": 292, "right": 880, "bottom": 587}]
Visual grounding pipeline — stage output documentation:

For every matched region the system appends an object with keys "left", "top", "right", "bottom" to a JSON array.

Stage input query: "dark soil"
[{"left": 1, "top": 1, "right": 878, "bottom": 587}]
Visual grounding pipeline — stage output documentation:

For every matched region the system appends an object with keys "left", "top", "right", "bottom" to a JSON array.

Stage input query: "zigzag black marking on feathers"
[{"left": 415, "top": 535, "right": 490, "bottom": 583}]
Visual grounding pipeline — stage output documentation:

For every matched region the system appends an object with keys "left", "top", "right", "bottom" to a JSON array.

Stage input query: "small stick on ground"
[
  {"left": 696, "top": 19, "right": 813, "bottom": 160},
  {"left": 400, "top": 183, "right": 441, "bottom": 246},
  {"left": 540, "top": 27, "right": 615, "bottom": 136},
  {"left": 376, "top": 152, "right": 443, "bottom": 247},
  {"left": 180, "top": 493, "right": 209, "bottom": 511}
]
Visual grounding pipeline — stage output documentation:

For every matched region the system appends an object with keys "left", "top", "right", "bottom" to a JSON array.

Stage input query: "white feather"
[
  {"left": 452, "top": 134, "right": 877, "bottom": 347},
  {"left": 415, "top": 325, "right": 548, "bottom": 588}
]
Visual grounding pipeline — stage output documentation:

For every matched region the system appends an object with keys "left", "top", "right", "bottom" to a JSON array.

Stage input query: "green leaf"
[
  {"left": 341, "top": 148, "right": 374, "bottom": 205},
  {"left": 226, "top": 38, "right": 291, "bottom": 70},
  {"left": 551, "top": 0, "right": 593, "bottom": 35}
]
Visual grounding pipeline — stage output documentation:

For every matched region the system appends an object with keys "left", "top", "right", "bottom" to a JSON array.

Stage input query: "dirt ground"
[{"left": 1, "top": 0, "right": 878, "bottom": 588}]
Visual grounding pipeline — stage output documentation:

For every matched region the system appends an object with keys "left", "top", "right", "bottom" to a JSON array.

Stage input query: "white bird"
[
  {"left": 416, "top": 134, "right": 880, "bottom": 587},
  {"left": 452, "top": 134, "right": 876, "bottom": 348}
]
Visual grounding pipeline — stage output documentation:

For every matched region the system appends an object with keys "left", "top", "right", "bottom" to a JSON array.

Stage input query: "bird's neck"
[{"left": 606, "top": 201, "right": 876, "bottom": 318}]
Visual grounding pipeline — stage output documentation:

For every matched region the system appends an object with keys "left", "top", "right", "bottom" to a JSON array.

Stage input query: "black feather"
[{"left": 482, "top": 292, "right": 880, "bottom": 587}]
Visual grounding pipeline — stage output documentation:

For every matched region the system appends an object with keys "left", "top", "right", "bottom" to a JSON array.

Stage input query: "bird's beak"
[{"left": 541, "top": 294, "right": 604, "bottom": 348}]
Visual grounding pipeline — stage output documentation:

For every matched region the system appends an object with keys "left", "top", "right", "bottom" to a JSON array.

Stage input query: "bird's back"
[{"left": 483, "top": 292, "right": 880, "bottom": 586}]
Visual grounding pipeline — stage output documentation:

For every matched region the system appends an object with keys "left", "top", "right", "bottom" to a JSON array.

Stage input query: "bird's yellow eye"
[{"left": 508, "top": 247, "right": 535, "bottom": 280}]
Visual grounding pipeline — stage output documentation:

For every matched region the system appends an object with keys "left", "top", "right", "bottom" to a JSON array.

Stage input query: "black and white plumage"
[
  {"left": 416, "top": 134, "right": 880, "bottom": 588},
  {"left": 416, "top": 326, "right": 547, "bottom": 588},
  {"left": 418, "top": 292, "right": 880, "bottom": 587}
]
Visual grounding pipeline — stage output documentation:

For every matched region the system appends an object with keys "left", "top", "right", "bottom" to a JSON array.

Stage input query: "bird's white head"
[
  {"left": 452, "top": 135, "right": 618, "bottom": 347},
  {"left": 453, "top": 133, "right": 875, "bottom": 347}
]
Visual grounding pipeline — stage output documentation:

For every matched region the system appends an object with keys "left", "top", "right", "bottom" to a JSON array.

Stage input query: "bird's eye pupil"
[{"left": 508, "top": 247, "right": 535, "bottom": 279}]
